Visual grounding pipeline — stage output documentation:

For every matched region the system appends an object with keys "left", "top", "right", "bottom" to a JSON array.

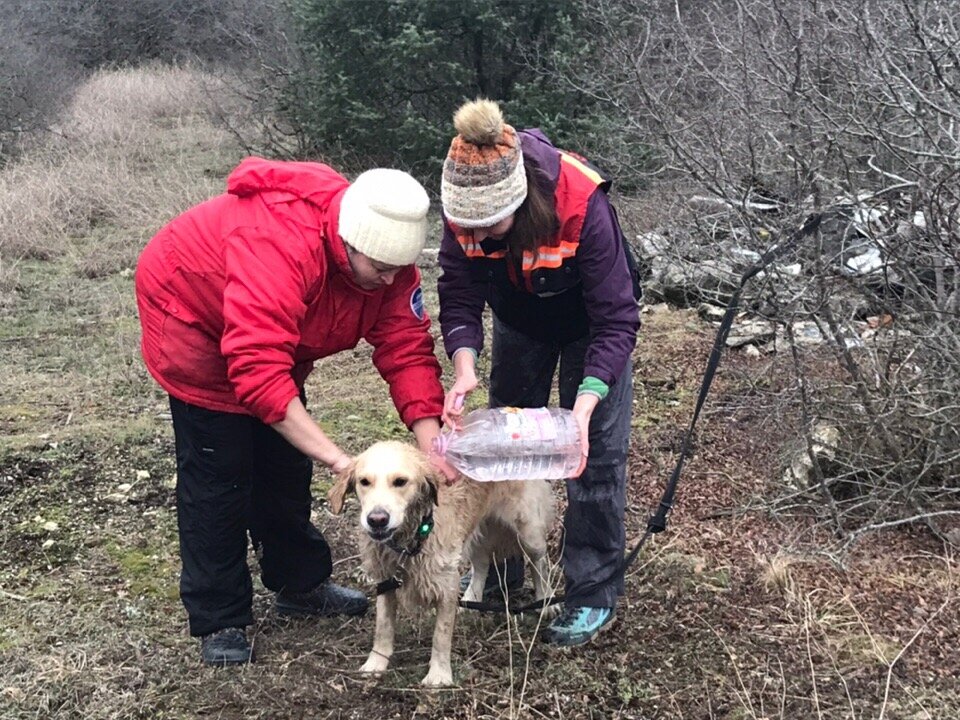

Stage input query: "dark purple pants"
[{"left": 489, "top": 317, "right": 632, "bottom": 609}]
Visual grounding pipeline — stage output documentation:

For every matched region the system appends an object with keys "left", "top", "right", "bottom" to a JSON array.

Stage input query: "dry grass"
[
  {"left": 756, "top": 550, "right": 798, "bottom": 597},
  {"left": 0, "top": 64, "right": 242, "bottom": 297}
]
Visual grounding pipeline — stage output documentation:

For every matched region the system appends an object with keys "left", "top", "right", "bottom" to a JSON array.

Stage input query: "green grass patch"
[{"left": 104, "top": 541, "right": 179, "bottom": 600}]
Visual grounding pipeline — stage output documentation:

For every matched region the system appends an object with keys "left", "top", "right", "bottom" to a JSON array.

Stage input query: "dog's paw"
[
  {"left": 420, "top": 666, "right": 454, "bottom": 687},
  {"left": 360, "top": 653, "right": 390, "bottom": 675}
]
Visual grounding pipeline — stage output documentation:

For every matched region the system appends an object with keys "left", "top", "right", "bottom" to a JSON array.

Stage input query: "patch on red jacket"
[{"left": 410, "top": 286, "right": 424, "bottom": 320}]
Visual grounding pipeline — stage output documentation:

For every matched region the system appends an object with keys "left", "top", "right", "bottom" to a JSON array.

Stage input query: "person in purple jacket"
[{"left": 437, "top": 99, "right": 641, "bottom": 647}]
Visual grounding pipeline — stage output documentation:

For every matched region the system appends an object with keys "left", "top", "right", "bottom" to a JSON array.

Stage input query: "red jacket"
[{"left": 135, "top": 157, "right": 444, "bottom": 426}]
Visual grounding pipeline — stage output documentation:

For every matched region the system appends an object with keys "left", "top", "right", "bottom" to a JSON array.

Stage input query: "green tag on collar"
[{"left": 418, "top": 517, "right": 434, "bottom": 537}]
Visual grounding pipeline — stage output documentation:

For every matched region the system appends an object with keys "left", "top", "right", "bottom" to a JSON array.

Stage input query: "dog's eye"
[
  {"left": 358, "top": 477, "right": 371, "bottom": 487},
  {"left": 392, "top": 477, "right": 408, "bottom": 488}
]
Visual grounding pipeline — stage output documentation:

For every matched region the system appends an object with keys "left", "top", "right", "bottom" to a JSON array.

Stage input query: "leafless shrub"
[{"left": 562, "top": 0, "right": 960, "bottom": 547}]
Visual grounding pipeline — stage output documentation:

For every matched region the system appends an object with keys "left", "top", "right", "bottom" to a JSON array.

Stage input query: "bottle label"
[{"left": 499, "top": 408, "right": 558, "bottom": 442}]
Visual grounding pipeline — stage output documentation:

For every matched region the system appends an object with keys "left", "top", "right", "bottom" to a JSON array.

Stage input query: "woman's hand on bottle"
[
  {"left": 442, "top": 382, "right": 473, "bottom": 428},
  {"left": 572, "top": 394, "right": 599, "bottom": 477},
  {"left": 428, "top": 451, "right": 460, "bottom": 485}
]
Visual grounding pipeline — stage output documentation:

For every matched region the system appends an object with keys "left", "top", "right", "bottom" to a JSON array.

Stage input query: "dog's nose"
[{"left": 366, "top": 510, "right": 390, "bottom": 530}]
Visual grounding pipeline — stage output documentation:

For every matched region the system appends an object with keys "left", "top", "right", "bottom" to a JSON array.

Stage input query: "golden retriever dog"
[{"left": 328, "top": 440, "right": 555, "bottom": 686}]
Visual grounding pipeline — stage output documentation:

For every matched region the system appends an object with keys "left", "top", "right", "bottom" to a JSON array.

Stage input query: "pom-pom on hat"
[
  {"left": 441, "top": 99, "right": 527, "bottom": 228},
  {"left": 338, "top": 169, "right": 430, "bottom": 267}
]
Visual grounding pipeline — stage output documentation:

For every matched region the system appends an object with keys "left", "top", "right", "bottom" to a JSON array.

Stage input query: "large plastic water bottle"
[{"left": 432, "top": 407, "right": 582, "bottom": 482}]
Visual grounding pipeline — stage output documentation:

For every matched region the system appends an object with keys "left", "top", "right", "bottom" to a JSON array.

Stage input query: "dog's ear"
[
  {"left": 425, "top": 472, "right": 439, "bottom": 506},
  {"left": 414, "top": 449, "right": 441, "bottom": 506},
  {"left": 327, "top": 463, "right": 356, "bottom": 515}
]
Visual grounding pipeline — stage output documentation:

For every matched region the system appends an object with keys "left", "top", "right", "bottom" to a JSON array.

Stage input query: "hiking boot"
[
  {"left": 542, "top": 606, "right": 616, "bottom": 647},
  {"left": 459, "top": 557, "right": 525, "bottom": 601},
  {"left": 201, "top": 627, "right": 253, "bottom": 666},
  {"left": 275, "top": 581, "right": 368, "bottom": 618}
]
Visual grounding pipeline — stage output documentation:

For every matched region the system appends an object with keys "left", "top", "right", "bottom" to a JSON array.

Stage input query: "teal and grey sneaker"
[{"left": 542, "top": 605, "right": 615, "bottom": 647}]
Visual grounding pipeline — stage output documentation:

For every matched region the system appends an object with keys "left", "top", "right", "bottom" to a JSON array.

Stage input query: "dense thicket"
[
  {"left": 1, "top": 0, "right": 639, "bottom": 183},
  {"left": 275, "top": 0, "right": 641, "bottom": 184}
]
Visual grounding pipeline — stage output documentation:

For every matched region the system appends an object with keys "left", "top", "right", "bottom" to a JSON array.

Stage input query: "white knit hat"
[{"left": 338, "top": 169, "right": 430, "bottom": 266}]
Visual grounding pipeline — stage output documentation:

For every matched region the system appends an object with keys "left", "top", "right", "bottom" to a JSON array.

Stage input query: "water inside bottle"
[
  {"left": 439, "top": 407, "right": 582, "bottom": 481},
  {"left": 445, "top": 449, "right": 582, "bottom": 482}
]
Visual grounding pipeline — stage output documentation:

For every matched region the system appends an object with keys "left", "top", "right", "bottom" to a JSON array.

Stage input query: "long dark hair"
[{"left": 504, "top": 163, "right": 559, "bottom": 255}]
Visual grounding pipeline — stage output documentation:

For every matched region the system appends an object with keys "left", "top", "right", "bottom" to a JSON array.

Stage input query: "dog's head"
[{"left": 327, "top": 441, "right": 439, "bottom": 542}]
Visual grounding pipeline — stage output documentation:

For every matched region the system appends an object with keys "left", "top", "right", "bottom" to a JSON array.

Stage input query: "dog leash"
[{"left": 457, "top": 213, "right": 824, "bottom": 614}]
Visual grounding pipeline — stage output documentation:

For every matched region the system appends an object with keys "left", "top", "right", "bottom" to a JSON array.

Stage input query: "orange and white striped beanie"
[{"left": 441, "top": 99, "right": 527, "bottom": 228}]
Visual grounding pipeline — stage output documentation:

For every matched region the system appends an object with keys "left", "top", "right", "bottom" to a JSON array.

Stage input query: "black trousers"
[
  {"left": 490, "top": 317, "right": 632, "bottom": 609},
  {"left": 169, "top": 395, "right": 332, "bottom": 637}
]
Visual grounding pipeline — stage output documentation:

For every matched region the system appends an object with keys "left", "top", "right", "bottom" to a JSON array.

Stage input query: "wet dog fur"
[{"left": 328, "top": 440, "right": 555, "bottom": 686}]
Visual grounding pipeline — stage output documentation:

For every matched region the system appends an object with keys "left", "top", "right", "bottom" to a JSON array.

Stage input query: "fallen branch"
[{"left": 0, "top": 588, "right": 29, "bottom": 601}]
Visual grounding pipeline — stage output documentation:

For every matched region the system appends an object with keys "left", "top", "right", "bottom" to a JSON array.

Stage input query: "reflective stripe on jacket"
[{"left": 450, "top": 150, "right": 606, "bottom": 292}]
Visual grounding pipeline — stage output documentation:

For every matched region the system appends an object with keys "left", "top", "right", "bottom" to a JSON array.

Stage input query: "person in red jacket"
[{"left": 135, "top": 158, "right": 447, "bottom": 666}]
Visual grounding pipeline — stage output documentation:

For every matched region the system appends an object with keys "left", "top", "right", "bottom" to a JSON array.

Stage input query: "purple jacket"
[{"left": 438, "top": 130, "right": 639, "bottom": 387}]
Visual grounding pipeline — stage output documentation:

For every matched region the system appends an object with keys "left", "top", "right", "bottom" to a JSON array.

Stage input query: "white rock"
[
  {"left": 637, "top": 232, "right": 670, "bottom": 257},
  {"left": 783, "top": 423, "right": 840, "bottom": 489},
  {"left": 791, "top": 322, "right": 824, "bottom": 346},
  {"left": 852, "top": 206, "right": 885, "bottom": 233},
  {"left": 117, "top": 483, "right": 132, "bottom": 493},
  {"left": 728, "top": 247, "right": 761, "bottom": 263},
  {"left": 698, "top": 303, "right": 726, "bottom": 322},
  {"left": 42, "top": 521, "right": 59, "bottom": 532},
  {"left": 844, "top": 247, "right": 883, "bottom": 275},
  {"left": 775, "top": 263, "right": 802, "bottom": 276},
  {"left": 135, "top": 470, "right": 151, "bottom": 481},
  {"left": 725, "top": 319, "right": 776, "bottom": 348}
]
